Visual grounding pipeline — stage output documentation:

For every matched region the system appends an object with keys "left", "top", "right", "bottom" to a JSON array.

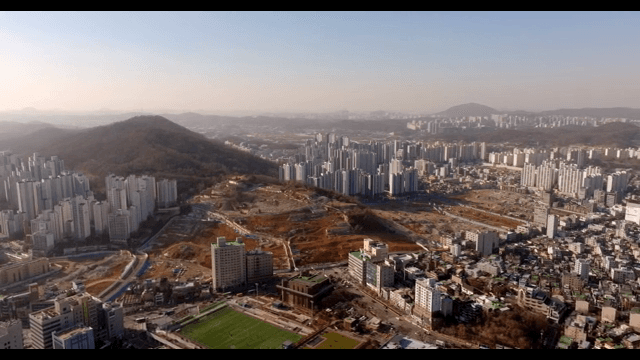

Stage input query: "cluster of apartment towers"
[
  {"left": 0, "top": 152, "right": 177, "bottom": 253},
  {"left": 347, "top": 238, "right": 462, "bottom": 326},
  {"left": 517, "top": 148, "right": 630, "bottom": 202},
  {"left": 279, "top": 133, "right": 488, "bottom": 197}
]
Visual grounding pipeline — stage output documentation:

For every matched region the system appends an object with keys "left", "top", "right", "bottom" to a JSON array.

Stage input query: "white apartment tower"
[
  {"left": 107, "top": 209, "right": 131, "bottom": 244},
  {"left": 211, "top": 237, "right": 246, "bottom": 292},
  {"left": 415, "top": 277, "right": 441, "bottom": 314},
  {"left": 574, "top": 259, "right": 590, "bottom": 281},
  {"left": 466, "top": 231, "right": 499, "bottom": 257},
  {"left": 547, "top": 214, "right": 558, "bottom": 239}
]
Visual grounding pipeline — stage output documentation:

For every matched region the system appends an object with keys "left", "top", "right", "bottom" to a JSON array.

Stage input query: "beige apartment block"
[
  {"left": 0, "top": 320, "right": 23, "bottom": 349},
  {"left": 601, "top": 306, "right": 617, "bottom": 323},
  {"left": 0, "top": 258, "right": 50, "bottom": 286}
]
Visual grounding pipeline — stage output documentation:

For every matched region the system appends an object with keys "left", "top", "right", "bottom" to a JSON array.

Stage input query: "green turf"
[
  {"left": 313, "top": 332, "right": 361, "bottom": 349},
  {"left": 180, "top": 307, "right": 303, "bottom": 349}
]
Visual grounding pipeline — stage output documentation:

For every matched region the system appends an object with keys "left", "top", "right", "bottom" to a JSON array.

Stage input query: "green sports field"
[
  {"left": 179, "top": 306, "right": 303, "bottom": 349},
  {"left": 312, "top": 332, "right": 361, "bottom": 349}
]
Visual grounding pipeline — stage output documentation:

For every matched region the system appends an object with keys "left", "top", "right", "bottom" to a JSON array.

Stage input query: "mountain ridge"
[
  {"left": 0, "top": 115, "right": 279, "bottom": 197},
  {"left": 433, "top": 103, "right": 498, "bottom": 117}
]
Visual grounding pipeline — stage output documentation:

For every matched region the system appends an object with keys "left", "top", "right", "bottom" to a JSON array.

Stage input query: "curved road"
[
  {"left": 204, "top": 208, "right": 297, "bottom": 271},
  {"left": 99, "top": 252, "right": 148, "bottom": 302}
]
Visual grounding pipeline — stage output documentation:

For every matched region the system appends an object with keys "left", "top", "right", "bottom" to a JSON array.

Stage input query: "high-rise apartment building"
[
  {"left": 547, "top": 215, "right": 558, "bottom": 239},
  {"left": 246, "top": 249, "right": 274, "bottom": 284},
  {"left": 415, "top": 277, "right": 442, "bottom": 315},
  {"left": 211, "top": 237, "right": 247, "bottom": 292},
  {"left": 108, "top": 209, "right": 131, "bottom": 244},
  {"left": 466, "top": 231, "right": 499, "bottom": 257},
  {"left": 574, "top": 259, "right": 590, "bottom": 281},
  {"left": 156, "top": 179, "right": 178, "bottom": 208}
]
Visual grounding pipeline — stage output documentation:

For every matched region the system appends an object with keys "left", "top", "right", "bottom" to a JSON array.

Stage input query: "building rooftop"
[
  {"left": 54, "top": 326, "right": 93, "bottom": 340},
  {"left": 382, "top": 335, "right": 438, "bottom": 349},
  {"left": 211, "top": 241, "right": 244, "bottom": 248},
  {"left": 292, "top": 273, "right": 328, "bottom": 284}
]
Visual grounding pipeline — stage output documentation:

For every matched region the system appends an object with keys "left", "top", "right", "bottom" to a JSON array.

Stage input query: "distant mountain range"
[
  {"left": 0, "top": 121, "right": 59, "bottom": 143},
  {"left": 433, "top": 103, "right": 640, "bottom": 119},
  {"left": 434, "top": 121, "right": 640, "bottom": 148},
  {"left": 433, "top": 103, "right": 498, "bottom": 118},
  {"left": 0, "top": 115, "right": 279, "bottom": 196}
]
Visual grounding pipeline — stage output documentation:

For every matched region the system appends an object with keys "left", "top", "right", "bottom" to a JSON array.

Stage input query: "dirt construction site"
[
  {"left": 192, "top": 178, "right": 427, "bottom": 267},
  {"left": 448, "top": 189, "right": 536, "bottom": 221},
  {"left": 41, "top": 251, "right": 133, "bottom": 297},
  {"left": 38, "top": 183, "right": 539, "bottom": 296},
  {"left": 187, "top": 178, "right": 539, "bottom": 267}
]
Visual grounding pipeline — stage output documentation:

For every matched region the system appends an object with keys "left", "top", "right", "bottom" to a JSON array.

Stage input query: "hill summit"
[
  {"left": 434, "top": 103, "right": 497, "bottom": 117},
  {"left": 3, "top": 115, "right": 279, "bottom": 196}
]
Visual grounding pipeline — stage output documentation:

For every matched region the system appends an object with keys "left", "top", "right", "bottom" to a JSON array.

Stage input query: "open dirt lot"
[
  {"left": 446, "top": 206, "right": 526, "bottom": 230},
  {"left": 142, "top": 219, "right": 266, "bottom": 279},
  {"left": 139, "top": 180, "right": 542, "bottom": 279},
  {"left": 448, "top": 189, "right": 536, "bottom": 220},
  {"left": 46, "top": 252, "right": 132, "bottom": 294}
]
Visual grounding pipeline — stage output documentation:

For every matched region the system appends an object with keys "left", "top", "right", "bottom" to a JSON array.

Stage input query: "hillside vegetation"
[{"left": 1, "top": 115, "right": 279, "bottom": 197}]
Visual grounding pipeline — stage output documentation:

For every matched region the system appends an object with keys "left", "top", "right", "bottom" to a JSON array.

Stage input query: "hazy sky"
[{"left": 2, "top": 11, "right": 640, "bottom": 114}]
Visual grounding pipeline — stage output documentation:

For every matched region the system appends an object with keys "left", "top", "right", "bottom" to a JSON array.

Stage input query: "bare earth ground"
[
  {"left": 54, "top": 182, "right": 542, "bottom": 290},
  {"left": 448, "top": 189, "right": 536, "bottom": 220}
]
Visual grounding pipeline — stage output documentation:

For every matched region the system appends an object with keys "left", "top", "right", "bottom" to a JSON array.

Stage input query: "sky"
[{"left": 1, "top": 11, "right": 640, "bottom": 115}]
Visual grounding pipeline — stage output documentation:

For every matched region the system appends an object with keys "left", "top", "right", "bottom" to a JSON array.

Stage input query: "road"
[
  {"left": 322, "top": 266, "right": 477, "bottom": 349},
  {"left": 99, "top": 252, "right": 148, "bottom": 302},
  {"left": 202, "top": 206, "right": 297, "bottom": 271},
  {"left": 351, "top": 280, "right": 476, "bottom": 348},
  {"left": 137, "top": 216, "right": 179, "bottom": 252}
]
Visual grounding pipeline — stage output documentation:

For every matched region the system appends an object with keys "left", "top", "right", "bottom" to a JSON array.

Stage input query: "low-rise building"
[
  {"left": 517, "top": 286, "right": 567, "bottom": 323},
  {"left": 52, "top": 326, "right": 95, "bottom": 349},
  {"left": 277, "top": 272, "right": 333, "bottom": 313},
  {"left": 0, "top": 320, "right": 23, "bottom": 349},
  {"left": 245, "top": 249, "right": 273, "bottom": 284},
  {"left": 0, "top": 258, "right": 50, "bottom": 286}
]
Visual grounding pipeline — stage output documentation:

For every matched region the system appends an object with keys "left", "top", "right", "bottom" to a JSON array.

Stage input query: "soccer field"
[
  {"left": 312, "top": 332, "right": 361, "bottom": 349},
  {"left": 180, "top": 306, "right": 303, "bottom": 349}
]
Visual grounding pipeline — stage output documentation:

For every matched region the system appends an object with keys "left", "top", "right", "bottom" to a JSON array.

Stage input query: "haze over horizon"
[{"left": 2, "top": 11, "right": 640, "bottom": 117}]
